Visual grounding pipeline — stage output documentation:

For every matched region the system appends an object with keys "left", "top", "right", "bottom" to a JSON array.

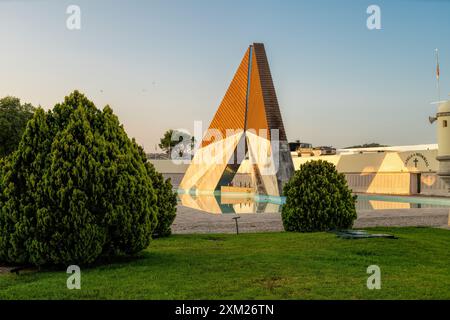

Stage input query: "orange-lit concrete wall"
[
  {"left": 345, "top": 173, "right": 411, "bottom": 195},
  {"left": 420, "top": 173, "right": 450, "bottom": 196},
  {"left": 292, "top": 149, "right": 448, "bottom": 196}
]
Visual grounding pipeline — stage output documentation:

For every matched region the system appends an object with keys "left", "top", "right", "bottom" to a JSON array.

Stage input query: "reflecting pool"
[
  {"left": 178, "top": 191, "right": 450, "bottom": 214},
  {"left": 177, "top": 191, "right": 285, "bottom": 214},
  {"left": 356, "top": 194, "right": 450, "bottom": 210}
]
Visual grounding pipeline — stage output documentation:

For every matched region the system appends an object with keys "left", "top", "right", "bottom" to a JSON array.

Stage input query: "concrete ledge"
[{"left": 172, "top": 206, "right": 450, "bottom": 234}]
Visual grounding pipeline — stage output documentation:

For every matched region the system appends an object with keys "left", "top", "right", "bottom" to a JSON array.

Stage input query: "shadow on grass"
[{"left": 1, "top": 247, "right": 182, "bottom": 276}]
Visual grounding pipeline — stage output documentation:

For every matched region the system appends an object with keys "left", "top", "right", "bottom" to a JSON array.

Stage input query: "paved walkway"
[{"left": 172, "top": 206, "right": 450, "bottom": 234}]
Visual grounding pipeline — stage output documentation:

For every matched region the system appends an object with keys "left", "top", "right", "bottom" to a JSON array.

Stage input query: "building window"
[{"left": 444, "top": 120, "right": 448, "bottom": 128}]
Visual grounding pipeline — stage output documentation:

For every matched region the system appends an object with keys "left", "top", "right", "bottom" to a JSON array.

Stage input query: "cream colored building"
[
  {"left": 151, "top": 143, "right": 450, "bottom": 197},
  {"left": 293, "top": 144, "right": 449, "bottom": 196}
]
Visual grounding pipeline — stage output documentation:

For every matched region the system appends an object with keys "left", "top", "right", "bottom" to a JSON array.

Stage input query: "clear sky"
[{"left": 1, "top": 0, "right": 450, "bottom": 151}]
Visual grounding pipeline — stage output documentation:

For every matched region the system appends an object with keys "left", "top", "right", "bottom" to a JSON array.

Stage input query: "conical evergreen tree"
[{"left": 0, "top": 91, "right": 168, "bottom": 266}]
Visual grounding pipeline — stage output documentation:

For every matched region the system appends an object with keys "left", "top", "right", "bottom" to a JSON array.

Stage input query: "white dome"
[{"left": 438, "top": 100, "right": 450, "bottom": 113}]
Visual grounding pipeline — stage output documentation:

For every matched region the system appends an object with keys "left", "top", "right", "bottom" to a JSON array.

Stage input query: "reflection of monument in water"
[
  {"left": 179, "top": 43, "right": 294, "bottom": 198},
  {"left": 178, "top": 193, "right": 284, "bottom": 214}
]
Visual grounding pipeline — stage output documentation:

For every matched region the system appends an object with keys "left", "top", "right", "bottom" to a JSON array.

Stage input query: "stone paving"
[{"left": 172, "top": 206, "right": 450, "bottom": 234}]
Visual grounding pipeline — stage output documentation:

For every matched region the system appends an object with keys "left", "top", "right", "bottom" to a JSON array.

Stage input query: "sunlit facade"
[{"left": 152, "top": 144, "right": 450, "bottom": 198}]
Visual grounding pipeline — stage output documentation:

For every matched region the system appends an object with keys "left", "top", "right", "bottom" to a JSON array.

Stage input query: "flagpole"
[{"left": 435, "top": 48, "right": 441, "bottom": 102}]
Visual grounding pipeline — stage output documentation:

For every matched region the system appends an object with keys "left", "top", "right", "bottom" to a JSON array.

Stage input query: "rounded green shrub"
[
  {"left": 281, "top": 160, "right": 357, "bottom": 232},
  {"left": 0, "top": 91, "right": 168, "bottom": 266}
]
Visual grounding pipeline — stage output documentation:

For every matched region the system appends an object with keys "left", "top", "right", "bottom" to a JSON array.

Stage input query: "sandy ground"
[{"left": 172, "top": 206, "right": 450, "bottom": 234}]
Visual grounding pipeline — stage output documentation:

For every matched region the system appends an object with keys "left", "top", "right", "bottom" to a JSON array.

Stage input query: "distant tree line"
[
  {"left": 345, "top": 143, "right": 388, "bottom": 149},
  {"left": 0, "top": 96, "right": 35, "bottom": 157}
]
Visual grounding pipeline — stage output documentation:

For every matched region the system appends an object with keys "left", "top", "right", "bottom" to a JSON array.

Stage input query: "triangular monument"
[{"left": 179, "top": 43, "right": 294, "bottom": 196}]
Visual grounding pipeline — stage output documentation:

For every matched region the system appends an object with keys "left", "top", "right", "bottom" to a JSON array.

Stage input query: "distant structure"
[
  {"left": 179, "top": 43, "right": 294, "bottom": 196},
  {"left": 431, "top": 100, "right": 450, "bottom": 187},
  {"left": 294, "top": 143, "right": 446, "bottom": 197},
  {"left": 289, "top": 141, "right": 314, "bottom": 157},
  {"left": 288, "top": 141, "right": 336, "bottom": 157},
  {"left": 147, "top": 153, "right": 170, "bottom": 160},
  {"left": 429, "top": 48, "right": 450, "bottom": 188}
]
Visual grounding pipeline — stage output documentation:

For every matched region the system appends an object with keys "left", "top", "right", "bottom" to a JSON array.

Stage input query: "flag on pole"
[
  {"left": 437, "top": 60, "right": 440, "bottom": 79},
  {"left": 435, "top": 48, "right": 441, "bottom": 102},
  {"left": 436, "top": 49, "right": 440, "bottom": 80}
]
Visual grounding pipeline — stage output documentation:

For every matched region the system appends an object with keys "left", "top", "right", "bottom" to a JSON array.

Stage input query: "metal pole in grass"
[
  {"left": 448, "top": 209, "right": 450, "bottom": 227},
  {"left": 232, "top": 216, "right": 240, "bottom": 235}
]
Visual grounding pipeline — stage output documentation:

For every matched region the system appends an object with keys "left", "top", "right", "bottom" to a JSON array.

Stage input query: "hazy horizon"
[{"left": 1, "top": 0, "right": 450, "bottom": 151}]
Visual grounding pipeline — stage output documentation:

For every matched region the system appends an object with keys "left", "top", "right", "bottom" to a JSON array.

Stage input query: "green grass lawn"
[{"left": 1, "top": 227, "right": 449, "bottom": 299}]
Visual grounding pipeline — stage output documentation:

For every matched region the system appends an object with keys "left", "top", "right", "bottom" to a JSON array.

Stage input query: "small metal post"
[
  {"left": 232, "top": 216, "right": 240, "bottom": 235},
  {"left": 448, "top": 209, "right": 450, "bottom": 227}
]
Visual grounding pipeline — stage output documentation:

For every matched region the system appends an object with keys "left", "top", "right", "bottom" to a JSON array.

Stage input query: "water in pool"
[
  {"left": 178, "top": 191, "right": 450, "bottom": 214},
  {"left": 178, "top": 191, "right": 284, "bottom": 214},
  {"left": 355, "top": 193, "right": 450, "bottom": 210}
]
